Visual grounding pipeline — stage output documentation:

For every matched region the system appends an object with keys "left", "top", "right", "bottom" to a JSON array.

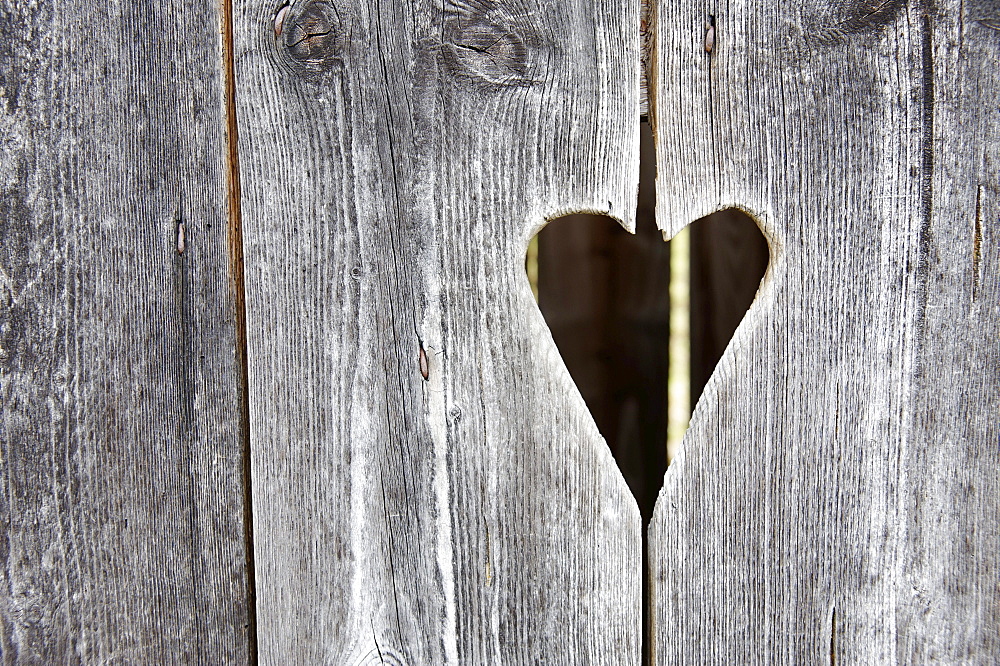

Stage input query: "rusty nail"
[{"left": 275, "top": 2, "right": 290, "bottom": 38}]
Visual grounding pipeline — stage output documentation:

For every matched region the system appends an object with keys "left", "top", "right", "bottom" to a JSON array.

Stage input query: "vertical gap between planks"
[
  {"left": 221, "top": 0, "right": 258, "bottom": 660},
  {"left": 640, "top": 2, "right": 656, "bottom": 664}
]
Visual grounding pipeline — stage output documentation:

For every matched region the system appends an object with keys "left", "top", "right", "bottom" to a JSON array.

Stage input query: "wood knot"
[
  {"left": 443, "top": 7, "right": 542, "bottom": 88},
  {"left": 352, "top": 647, "right": 408, "bottom": 666},
  {"left": 968, "top": 0, "right": 1000, "bottom": 31},
  {"left": 808, "top": 0, "right": 906, "bottom": 46},
  {"left": 274, "top": 0, "right": 343, "bottom": 77}
]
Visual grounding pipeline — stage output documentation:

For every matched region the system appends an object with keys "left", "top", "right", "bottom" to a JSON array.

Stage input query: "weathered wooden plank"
[
  {"left": 537, "top": 121, "right": 665, "bottom": 662},
  {"left": 896, "top": 3, "right": 1000, "bottom": 660},
  {"left": 234, "top": 0, "right": 641, "bottom": 662},
  {"left": 649, "top": 1, "right": 999, "bottom": 662},
  {"left": 0, "top": 2, "right": 251, "bottom": 662}
]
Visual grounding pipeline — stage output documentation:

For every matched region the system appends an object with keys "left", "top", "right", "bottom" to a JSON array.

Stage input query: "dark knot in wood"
[
  {"left": 419, "top": 345, "right": 429, "bottom": 380},
  {"left": 352, "top": 647, "right": 407, "bottom": 666},
  {"left": 275, "top": 0, "right": 342, "bottom": 77},
  {"left": 443, "top": 10, "right": 540, "bottom": 88},
  {"left": 968, "top": 0, "right": 1000, "bottom": 31},
  {"left": 808, "top": 0, "right": 906, "bottom": 46}
]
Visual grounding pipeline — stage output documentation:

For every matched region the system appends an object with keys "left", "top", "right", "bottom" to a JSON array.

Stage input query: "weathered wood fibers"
[
  {"left": 0, "top": 2, "right": 251, "bottom": 662},
  {"left": 234, "top": 0, "right": 641, "bottom": 662},
  {"left": 649, "top": 1, "right": 999, "bottom": 663}
]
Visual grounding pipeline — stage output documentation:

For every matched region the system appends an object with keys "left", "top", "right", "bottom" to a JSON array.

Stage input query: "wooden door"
[{"left": 1, "top": 0, "right": 996, "bottom": 663}]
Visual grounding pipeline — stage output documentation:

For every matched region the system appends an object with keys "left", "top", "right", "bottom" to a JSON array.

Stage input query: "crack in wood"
[
  {"left": 830, "top": 605, "right": 837, "bottom": 666},
  {"left": 222, "top": 0, "right": 257, "bottom": 661},
  {"left": 973, "top": 184, "right": 983, "bottom": 300}
]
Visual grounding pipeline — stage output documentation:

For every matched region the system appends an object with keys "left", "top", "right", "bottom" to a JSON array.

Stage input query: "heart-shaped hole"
[{"left": 526, "top": 122, "right": 770, "bottom": 525}]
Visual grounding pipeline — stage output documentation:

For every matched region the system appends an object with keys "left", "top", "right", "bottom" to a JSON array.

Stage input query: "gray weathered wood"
[
  {"left": 0, "top": 2, "right": 252, "bottom": 662},
  {"left": 649, "top": 0, "right": 1000, "bottom": 662},
  {"left": 233, "top": 0, "right": 641, "bottom": 662}
]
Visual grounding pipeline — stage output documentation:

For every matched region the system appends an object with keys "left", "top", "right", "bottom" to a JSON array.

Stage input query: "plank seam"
[{"left": 221, "top": 0, "right": 258, "bottom": 660}]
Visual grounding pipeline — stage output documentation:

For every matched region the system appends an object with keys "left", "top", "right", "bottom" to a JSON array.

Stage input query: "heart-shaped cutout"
[{"left": 528, "top": 122, "right": 770, "bottom": 526}]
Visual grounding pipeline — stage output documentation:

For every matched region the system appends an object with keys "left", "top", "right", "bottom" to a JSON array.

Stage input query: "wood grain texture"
[
  {"left": 0, "top": 2, "right": 251, "bottom": 662},
  {"left": 234, "top": 0, "right": 641, "bottom": 662},
  {"left": 649, "top": 0, "right": 999, "bottom": 662}
]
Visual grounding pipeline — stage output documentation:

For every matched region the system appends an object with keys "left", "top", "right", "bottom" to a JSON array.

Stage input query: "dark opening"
[
  {"left": 538, "top": 206, "right": 670, "bottom": 518},
  {"left": 530, "top": 120, "right": 769, "bottom": 519},
  {"left": 688, "top": 209, "right": 770, "bottom": 410}
]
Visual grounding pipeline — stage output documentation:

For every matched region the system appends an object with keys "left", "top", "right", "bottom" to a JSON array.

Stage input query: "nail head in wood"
[{"left": 274, "top": 1, "right": 289, "bottom": 38}]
